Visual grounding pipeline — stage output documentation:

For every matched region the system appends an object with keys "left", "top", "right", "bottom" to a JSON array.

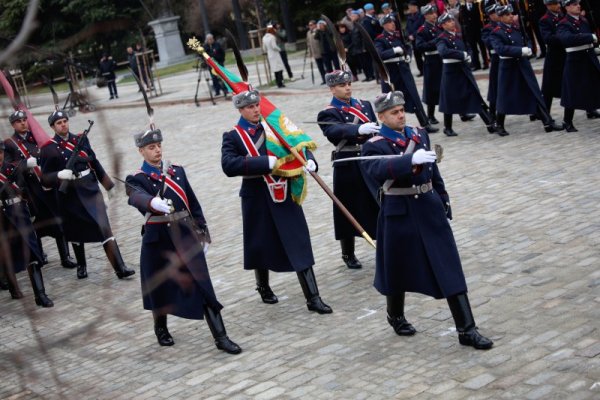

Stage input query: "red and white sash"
[
  {"left": 234, "top": 125, "right": 287, "bottom": 203},
  {"left": 9, "top": 137, "right": 42, "bottom": 180},
  {"left": 0, "top": 172, "right": 20, "bottom": 192},
  {"left": 140, "top": 170, "right": 190, "bottom": 211},
  {"left": 327, "top": 103, "right": 371, "bottom": 123}
]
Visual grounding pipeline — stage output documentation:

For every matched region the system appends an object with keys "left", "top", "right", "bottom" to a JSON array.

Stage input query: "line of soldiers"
[{"left": 1, "top": 109, "right": 135, "bottom": 307}]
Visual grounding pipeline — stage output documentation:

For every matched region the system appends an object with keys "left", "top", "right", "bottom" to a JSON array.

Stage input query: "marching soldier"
[
  {"left": 539, "top": 0, "right": 566, "bottom": 114},
  {"left": 125, "top": 129, "right": 241, "bottom": 354},
  {"left": 361, "top": 91, "right": 493, "bottom": 350},
  {"left": 0, "top": 141, "right": 53, "bottom": 307},
  {"left": 3, "top": 110, "right": 78, "bottom": 270},
  {"left": 221, "top": 90, "right": 332, "bottom": 314},
  {"left": 375, "top": 14, "right": 439, "bottom": 133},
  {"left": 482, "top": 3, "right": 501, "bottom": 121},
  {"left": 415, "top": 4, "right": 443, "bottom": 125},
  {"left": 460, "top": 0, "right": 489, "bottom": 70},
  {"left": 317, "top": 70, "right": 380, "bottom": 269},
  {"left": 557, "top": 0, "right": 600, "bottom": 131},
  {"left": 489, "top": 4, "right": 564, "bottom": 134},
  {"left": 407, "top": 0, "right": 426, "bottom": 77},
  {"left": 436, "top": 13, "right": 500, "bottom": 136},
  {"left": 39, "top": 111, "right": 135, "bottom": 280}
]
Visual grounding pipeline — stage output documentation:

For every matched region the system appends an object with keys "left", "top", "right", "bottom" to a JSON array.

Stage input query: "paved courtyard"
[{"left": 1, "top": 54, "right": 599, "bottom": 399}]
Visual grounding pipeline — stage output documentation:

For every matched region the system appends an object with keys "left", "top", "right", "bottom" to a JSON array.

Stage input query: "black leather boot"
[
  {"left": 460, "top": 114, "right": 476, "bottom": 121},
  {"left": 5, "top": 267, "right": 23, "bottom": 299},
  {"left": 417, "top": 108, "right": 439, "bottom": 133},
  {"left": 204, "top": 305, "right": 242, "bottom": 354},
  {"left": 447, "top": 293, "right": 493, "bottom": 350},
  {"left": 255, "top": 269, "right": 278, "bottom": 304},
  {"left": 427, "top": 104, "right": 439, "bottom": 125},
  {"left": 443, "top": 114, "right": 458, "bottom": 136},
  {"left": 539, "top": 105, "right": 564, "bottom": 132},
  {"left": 586, "top": 109, "right": 600, "bottom": 119},
  {"left": 72, "top": 242, "right": 88, "bottom": 279},
  {"left": 27, "top": 262, "right": 53, "bottom": 307},
  {"left": 154, "top": 314, "right": 174, "bottom": 346},
  {"left": 340, "top": 238, "right": 362, "bottom": 269},
  {"left": 37, "top": 237, "right": 48, "bottom": 265},
  {"left": 297, "top": 267, "right": 332, "bottom": 314},
  {"left": 56, "top": 236, "right": 78, "bottom": 269},
  {"left": 103, "top": 239, "right": 135, "bottom": 279},
  {"left": 386, "top": 293, "right": 416, "bottom": 336},
  {"left": 495, "top": 113, "right": 509, "bottom": 136},
  {"left": 563, "top": 108, "right": 578, "bottom": 132}
]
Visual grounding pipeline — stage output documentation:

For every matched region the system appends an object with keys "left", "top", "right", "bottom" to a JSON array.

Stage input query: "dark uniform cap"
[
  {"left": 495, "top": 4, "right": 513, "bottom": 16},
  {"left": 544, "top": 0, "right": 560, "bottom": 4},
  {"left": 48, "top": 110, "right": 69, "bottom": 126},
  {"left": 420, "top": 4, "right": 437, "bottom": 15},
  {"left": 9, "top": 110, "right": 27, "bottom": 124},
  {"left": 380, "top": 14, "right": 395, "bottom": 25},
  {"left": 325, "top": 70, "right": 352, "bottom": 87},
  {"left": 561, "top": 0, "right": 579, "bottom": 6},
  {"left": 485, "top": 2, "right": 497, "bottom": 14},
  {"left": 437, "top": 12, "right": 455, "bottom": 25},
  {"left": 232, "top": 89, "right": 260, "bottom": 109},
  {"left": 374, "top": 91, "right": 405, "bottom": 113},
  {"left": 134, "top": 129, "right": 163, "bottom": 148}
]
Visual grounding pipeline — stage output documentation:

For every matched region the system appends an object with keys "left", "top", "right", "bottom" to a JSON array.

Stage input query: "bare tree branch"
[{"left": 0, "top": 0, "right": 40, "bottom": 66}]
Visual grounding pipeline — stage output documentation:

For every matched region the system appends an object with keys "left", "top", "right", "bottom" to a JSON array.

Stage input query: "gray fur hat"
[
  {"left": 134, "top": 129, "right": 163, "bottom": 148},
  {"left": 325, "top": 70, "right": 352, "bottom": 87},
  {"left": 232, "top": 89, "right": 260, "bottom": 109},
  {"left": 374, "top": 91, "right": 405, "bottom": 113}
]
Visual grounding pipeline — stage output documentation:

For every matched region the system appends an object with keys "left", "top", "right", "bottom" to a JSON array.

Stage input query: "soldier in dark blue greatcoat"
[
  {"left": 0, "top": 141, "right": 53, "bottom": 307},
  {"left": 557, "top": 0, "right": 600, "bottom": 132},
  {"left": 415, "top": 4, "right": 443, "bottom": 125},
  {"left": 3, "top": 110, "right": 78, "bottom": 270},
  {"left": 39, "top": 111, "right": 135, "bottom": 280},
  {"left": 375, "top": 14, "right": 439, "bottom": 133},
  {"left": 221, "top": 90, "right": 332, "bottom": 314},
  {"left": 360, "top": 91, "right": 493, "bottom": 350},
  {"left": 539, "top": 0, "right": 566, "bottom": 113},
  {"left": 482, "top": 3, "right": 500, "bottom": 121},
  {"left": 436, "top": 13, "right": 500, "bottom": 136},
  {"left": 489, "top": 4, "right": 564, "bottom": 134},
  {"left": 125, "top": 129, "right": 241, "bottom": 354},
  {"left": 317, "top": 70, "right": 380, "bottom": 270}
]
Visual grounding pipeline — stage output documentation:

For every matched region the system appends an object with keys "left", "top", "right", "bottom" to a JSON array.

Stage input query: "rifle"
[
  {"left": 392, "top": 0, "right": 412, "bottom": 58},
  {"left": 581, "top": 0, "right": 598, "bottom": 33},
  {"left": 58, "top": 120, "right": 94, "bottom": 194},
  {"left": 513, "top": 0, "right": 532, "bottom": 49}
]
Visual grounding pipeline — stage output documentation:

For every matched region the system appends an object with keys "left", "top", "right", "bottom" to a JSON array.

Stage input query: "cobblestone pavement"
[{"left": 1, "top": 54, "right": 599, "bottom": 399}]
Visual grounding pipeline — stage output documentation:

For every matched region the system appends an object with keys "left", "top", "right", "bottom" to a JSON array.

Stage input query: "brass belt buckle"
[{"left": 419, "top": 183, "right": 429, "bottom": 193}]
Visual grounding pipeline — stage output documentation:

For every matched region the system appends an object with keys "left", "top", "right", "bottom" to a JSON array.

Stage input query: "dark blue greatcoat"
[
  {"left": 375, "top": 30, "right": 423, "bottom": 114},
  {"left": 317, "top": 97, "right": 379, "bottom": 240},
  {"left": 482, "top": 21, "right": 499, "bottom": 105},
  {"left": 436, "top": 31, "right": 484, "bottom": 114},
  {"left": 361, "top": 125, "right": 467, "bottom": 299},
  {"left": 539, "top": 11, "right": 566, "bottom": 99},
  {"left": 557, "top": 14, "right": 600, "bottom": 110},
  {"left": 126, "top": 161, "right": 221, "bottom": 320},
  {"left": 362, "top": 14, "right": 383, "bottom": 39},
  {"left": 416, "top": 21, "right": 443, "bottom": 106},
  {"left": 1, "top": 163, "right": 43, "bottom": 274},
  {"left": 490, "top": 23, "right": 546, "bottom": 115},
  {"left": 221, "top": 117, "right": 315, "bottom": 273},
  {"left": 40, "top": 133, "right": 114, "bottom": 243},
  {"left": 4, "top": 132, "right": 62, "bottom": 239}
]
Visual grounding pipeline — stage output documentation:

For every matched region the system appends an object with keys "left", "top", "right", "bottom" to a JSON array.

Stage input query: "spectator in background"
[
  {"left": 307, "top": 20, "right": 326, "bottom": 85},
  {"left": 406, "top": 0, "right": 425, "bottom": 77},
  {"left": 126, "top": 46, "right": 142, "bottom": 92},
  {"left": 337, "top": 23, "right": 358, "bottom": 81},
  {"left": 342, "top": 7, "right": 354, "bottom": 29},
  {"left": 315, "top": 20, "right": 340, "bottom": 73},
  {"left": 262, "top": 24, "right": 286, "bottom": 88},
  {"left": 99, "top": 52, "right": 118, "bottom": 99},
  {"left": 204, "top": 33, "right": 228, "bottom": 96},
  {"left": 274, "top": 22, "right": 293, "bottom": 79},
  {"left": 350, "top": 10, "right": 375, "bottom": 82},
  {"left": 362, "top": 3, "right": 383, "bottom": 39},
  {"left": 135, "top": 42, "right": 153, "bottom": 90}
]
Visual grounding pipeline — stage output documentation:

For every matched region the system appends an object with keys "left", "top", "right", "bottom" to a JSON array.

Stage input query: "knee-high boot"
[
  {"left": 537, "top": 104, "right": 564, "bottom": 132},
  {"left": 443, "top": 114, "right": 458, "bottom": 136},
  {"left": 563, "top": 108, "right": 577, "bottom": 132},
  {"left": 340, "top": 238, "right": 361, "bottom": 269},
  {"left": 27, "top": 262, "right": 53, "bottom": 307},
  {"left": 4, "top": 265, "right": 23, "bottom": 299},
  {"left": 447, "top": 292, "right": 493, "bottom": 350},
  {"left": 203, "top": 305, "right": 242, "bottom": 354},
  {"left": 296, "top": 267, "right": 332, "bottom": 314},
  {"left": 103, "top": 238, "right": 135, "bottom": 279},
  {"left": 495, "top": 113, "right": 509, "bottom": 136},
  {"left": 255, "top": 269, "right": 278, "bottom": 304},
  {"left": 37, "top": 236, "right": 48, "bottom": 265},
  {"left": 56, "top": 235, "right": 77, "bottom": 269},
  {"left": 427, "top": 104, "right": 439, "bottom": 124},
  {"left": 153, "top": 312, "right": 174, "bottom": 346},
  {"left": 386, "top": 293, "right": 416, "bottom": 336},
  {"left": 72, "top": 242, "right": 87, "bottom": 279}
]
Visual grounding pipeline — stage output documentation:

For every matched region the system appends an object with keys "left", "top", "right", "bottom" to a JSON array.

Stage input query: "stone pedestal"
[{"left": 148, "top": 16, "right": 191, "bottom": 67}]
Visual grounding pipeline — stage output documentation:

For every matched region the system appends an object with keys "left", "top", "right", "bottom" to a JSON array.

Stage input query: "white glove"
[
  {"left": 465, "top": 55, "right": 472, "bottom": 64},
  {"left": 463, "top": 51, "right": 468, "bottom": 60},
  {"left": 595, "top": 47, "right": 600, "bottom": 55},
  {"left": 57, "top": 169, "right": 75, "bottom": 180},
  {"left": 393, "top": 46, "right": 404, "bottom": 55},
  {"left": 303, "top": 159, "right": 317, "bottom": 173},
  {"left": 26, "top": 157, "right": 37, "bottom": 168},
  {"left": 521, "top": 47, "right": 532, "bottom": 57},
  {"left": 592, "top": 34, "right": 598, "bottom": 43},
  {"left": 405, "top": 55, "right": 412, "bottom": 64},
  {"left": 150, "top": 197, "right": 171, "bottom": 214},
  {"left": 268, "top": 155, "right": 277, "bottom": 169},
  {"left": 411, "top": 149, "right": 437, "bottom": 165},
  {"left": 358, "top": 122, "right": 380, "bottom": 135}
]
